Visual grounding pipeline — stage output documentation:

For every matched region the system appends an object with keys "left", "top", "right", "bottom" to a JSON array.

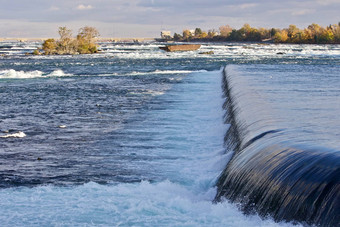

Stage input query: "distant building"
[{"left": 161, "top": 31, "right": 172, "bottom": 39}]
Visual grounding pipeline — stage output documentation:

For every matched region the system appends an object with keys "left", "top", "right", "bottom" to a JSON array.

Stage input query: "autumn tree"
[
  {"left": 318, "top": 27, "right": 334, "bottom": 43},
  {"left": 58, "top": 27, "right": 72, "bottom": 41},
  {"left": 258, "top": 27, "right": 271, "bottom": 40},
  {"left": 77, "top": 26, "right": 99, "bottom": 43},
  {"left": 331, "top": 24, "right": 340, "bottom": 42},
  {"left": 182, "top": 30, "right": 192, "bottom": 40},
  {"left": 58, "top": 26, "right": 73, "bottom": 53},
  {"left": 287, "top": 24, "right": 300, "bottom": 42},
  {"left": 307, "top": 23, "right": 322, "bottom": 43},
  {"left": 219, "top": 25, "right": 232, "bottom": 37},
  {"left": 42, "top": 38, "right": 57, "bottom": 55},
  {"left": 273, "top": 29, "right": 288, "bottom": 42},
  {"left": 245, "top": 28, "right": 261, "bottom": 41},
  {"left": 200, "top": 32, "right": 208, "bottom": 39},
  {"left": 302, "top": 28, "right": 313, "bottom": 43},
  {"left": 76, "top": 26, "right": 100, "bottom": 54}
]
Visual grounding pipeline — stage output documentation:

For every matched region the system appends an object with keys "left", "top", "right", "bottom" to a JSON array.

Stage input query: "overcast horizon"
[{"left": 0, "top": 0, "right": 339, "bottom": 38}]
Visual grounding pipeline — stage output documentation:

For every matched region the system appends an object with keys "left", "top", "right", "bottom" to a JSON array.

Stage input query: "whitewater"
[
  {"left": 0, "top": 41, "right": 339, "bottom": 226},
  {"left": 0, "top": 69, "right": 288, "bottom": 226}
]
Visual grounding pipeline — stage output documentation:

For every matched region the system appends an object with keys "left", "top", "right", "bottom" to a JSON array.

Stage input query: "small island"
[{"left": 34, "top": 26, "right": 100, "bottom": 55}]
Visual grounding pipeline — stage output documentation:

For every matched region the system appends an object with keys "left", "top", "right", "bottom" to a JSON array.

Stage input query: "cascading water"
[{"left": 215, "top": 65, "right": 340, "bottom": 227}]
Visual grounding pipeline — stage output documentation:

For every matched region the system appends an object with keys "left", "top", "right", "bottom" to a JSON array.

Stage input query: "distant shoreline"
[
  {"left": 0, "top": 37, "right": 156, "bottom": 42},
  {"left": 1, "top": 37, "right": 339, "bottom": 45}
]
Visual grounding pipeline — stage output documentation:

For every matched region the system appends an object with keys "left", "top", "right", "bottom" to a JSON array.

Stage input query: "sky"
[{"left": 0, "top": 0, "right": 339, "bottom": 38}]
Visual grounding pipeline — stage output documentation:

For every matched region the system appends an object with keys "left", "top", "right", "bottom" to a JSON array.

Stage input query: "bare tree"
[
  {"left": 58, "top": 27, "right": 73, "bottom": 53},
  {"left": 219, "top": 25, "right": 232, "bottom": 37},
  {"left": 77, "top": 26, "right": 100, "bottom": 43},
  {"left": 58, "top": 27, "right": 72, "bottom": 43}
]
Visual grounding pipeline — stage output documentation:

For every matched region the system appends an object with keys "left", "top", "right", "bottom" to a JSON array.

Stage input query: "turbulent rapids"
[
  {"left": 215, "top": 65, "right": 340, "bottom": 227},
  {"left": 1, "top": 41, "right": 340, "bottom": 226}
]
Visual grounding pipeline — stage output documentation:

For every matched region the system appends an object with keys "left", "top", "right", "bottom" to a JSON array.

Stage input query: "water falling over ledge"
[{"left": 215, "top": 65, "right": 340, "bottom": 227}]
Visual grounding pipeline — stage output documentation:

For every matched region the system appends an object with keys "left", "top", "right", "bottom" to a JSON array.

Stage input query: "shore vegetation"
[
  {"left": 35, "top": 26, "right": 100, "bottom": 55},
  {"left": 171, "top": 23, "right": 340, "bottom": 44}
]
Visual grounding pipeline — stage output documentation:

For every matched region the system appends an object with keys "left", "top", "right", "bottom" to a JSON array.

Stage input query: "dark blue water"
[{"left": 0, "top": 41, "right": 339, "bottom": 226}]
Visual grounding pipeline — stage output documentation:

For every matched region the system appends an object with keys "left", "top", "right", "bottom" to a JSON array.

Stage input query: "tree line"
[
  {"left": 172, "top": 23, "right": 340, "bottom": 44},
  {"left": 34, "top": 26, "right": 100, "bottom": 55}
]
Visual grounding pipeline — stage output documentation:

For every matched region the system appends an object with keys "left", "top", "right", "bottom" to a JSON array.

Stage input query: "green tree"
[
  {"left": 194, "top": 28, "right": 202, "bottom": 38},
  {"left": 270, "top": 28, "right": 278, "bottom": 37},
  {"left": 173, "top": 33, "right": 182, "bottom": 41},
  {"left": 228, "top": 29, "right": 243, "bottom": 41}
]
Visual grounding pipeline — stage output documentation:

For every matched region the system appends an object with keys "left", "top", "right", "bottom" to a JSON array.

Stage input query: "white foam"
[
  {"left": 0, "top": 69, "right": 43, "bottom": 79},
  {"left": 0, "top": 131, "right": 26, "bottom": 138},
  {"left": 129, "top": 89, "right": 165, "bottom": 96},
  {"left": 129, "top": 69, "right": 194, "bottom": 76},
  {"left": 153, "top": 69, "right": 194, "bottom": 74},
  {"left": 0, "top": 69, "right": 71, "bottom": 79},
  {"left": 47, "top": 69, "right": 71, "bottom": 77},
  {"left": 0, "top": 181, "right": 298, "bottom": 226}
]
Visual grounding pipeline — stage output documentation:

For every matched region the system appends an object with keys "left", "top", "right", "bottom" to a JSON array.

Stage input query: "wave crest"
[
  {"left": 0, "top": 131, "right": 26, "bottom": 138},
  {"left": 0, "top": 69, "right": 71, "bottom": 79}
]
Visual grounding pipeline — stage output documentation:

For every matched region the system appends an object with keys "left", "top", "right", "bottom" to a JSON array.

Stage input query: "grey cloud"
[{"left": 0, "top": 0, "right": 339, "bottom": 37}]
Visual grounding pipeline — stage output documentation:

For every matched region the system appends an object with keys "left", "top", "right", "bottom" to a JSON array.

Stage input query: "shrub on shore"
[{"left": 36, "top": 26, "right": 100, "bottom": 55}]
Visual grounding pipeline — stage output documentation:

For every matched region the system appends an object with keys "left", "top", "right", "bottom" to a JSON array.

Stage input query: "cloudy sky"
[{"left": 0, "top": 0, "right": 339, "bottom": 38}]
